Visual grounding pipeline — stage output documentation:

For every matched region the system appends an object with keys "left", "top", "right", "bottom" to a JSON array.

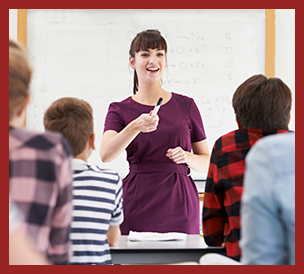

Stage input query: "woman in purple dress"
[{"left": 100, "top": 30, "right": 210, "bottom": 235}]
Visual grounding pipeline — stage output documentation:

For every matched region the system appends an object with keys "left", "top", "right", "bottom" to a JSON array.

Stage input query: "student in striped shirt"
[{"left": 44, "top": 97, "right": 123, "bottom": 265}]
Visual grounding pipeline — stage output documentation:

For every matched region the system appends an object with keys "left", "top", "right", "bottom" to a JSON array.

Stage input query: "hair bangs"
[
  {"left": 130, "top": 30, "right": 167, "bottom": 56},
  {"left": 137, "top": 34, "right": 167, "bottom": 52}
]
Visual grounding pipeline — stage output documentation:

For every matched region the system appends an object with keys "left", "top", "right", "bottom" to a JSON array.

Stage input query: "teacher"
[{"left": 100, "top": 29, "right": 210, "bottom": 235}]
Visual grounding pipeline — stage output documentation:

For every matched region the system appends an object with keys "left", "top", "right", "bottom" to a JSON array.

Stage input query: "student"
[
  {"left": 100, "top": 29, "right": 210, "bottom": 235},
  {"left": 202, "top": 74, "right": 292, "bottom": 261},
  {"left": 240, "top": 132, "right": 295, "bottom": 265},
  {"left": 9, "top": 197, "right": 51, "bottom": 265},
  {"left": 44, "top": 97, "right": 123, "bottom": 265},
  {"left": 9, "top": 39, "right": 73, "bottom": 265}
]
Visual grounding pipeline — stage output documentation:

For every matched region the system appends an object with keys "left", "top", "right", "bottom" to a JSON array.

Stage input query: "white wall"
[
  {"left": 9, "top": 9, "right": 295, "bottom": 131},
  {"left": 9, "top": 9, "right": 17, "bottom": 41},
  {"left": 275, "top": 9, "right": 295, "bottom": 130}
]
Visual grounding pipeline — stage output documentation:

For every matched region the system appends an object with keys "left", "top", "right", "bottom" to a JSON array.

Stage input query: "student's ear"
[
  {"left": 89, "top": 133, "right": 95, "bottom": 151},
  {"left": 129, "top": 56, "right": 135, "bottom": 69}
]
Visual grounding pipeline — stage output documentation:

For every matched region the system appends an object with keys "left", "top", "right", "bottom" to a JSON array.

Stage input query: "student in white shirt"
[{"left": 241, "top": 132, "right": 295, "bottom": 265}]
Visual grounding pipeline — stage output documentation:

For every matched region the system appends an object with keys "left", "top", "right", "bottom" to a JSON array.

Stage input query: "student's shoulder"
[
  {"left": 215, "top": 128, "right": 262, "bottom": 144},
  {"left": 249, "top": 132, "right": 295, "bottom": 164},
  {"left": 257, "top": 131, "right": 295, "bottom": 147},
  {"left": 87, "top": 165, "right": 121, "bottom": 183},
  {"left": 10, "top": 127, "right": 71, "bottom": 155},
  {"left": 213, "top": 129, "right": 238, "bottom": 146}
]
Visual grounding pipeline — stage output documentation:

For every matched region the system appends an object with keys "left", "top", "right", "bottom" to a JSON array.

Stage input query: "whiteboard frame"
[{"left": 16, "top": 9, "right": 276, "bottom": 187}]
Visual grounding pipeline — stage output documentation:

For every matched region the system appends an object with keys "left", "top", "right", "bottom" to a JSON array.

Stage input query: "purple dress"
[{"left": 103, "top": 92, "right": 206, "bottom": 235}]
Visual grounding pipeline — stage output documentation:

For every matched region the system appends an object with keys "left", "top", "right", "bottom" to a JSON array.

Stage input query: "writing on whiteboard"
[{"left": 25, "top": 9, "right": 266, "bottom": 179}]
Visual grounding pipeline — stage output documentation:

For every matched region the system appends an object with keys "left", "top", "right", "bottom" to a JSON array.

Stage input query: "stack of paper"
[{"left": 128, "top": 231, "right": 187, "bottom": 242}]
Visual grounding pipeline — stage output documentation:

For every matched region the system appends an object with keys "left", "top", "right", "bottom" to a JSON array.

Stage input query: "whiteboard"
[{"left": 26, "top": 9, "right": 266, "bottom": 180}]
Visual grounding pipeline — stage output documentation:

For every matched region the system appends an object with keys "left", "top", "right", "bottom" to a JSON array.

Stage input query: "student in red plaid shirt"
[
  {"left": 9, "top": 39, "right": 73, "bottom": 264},
  {"left": 202, "top": 74, "right": 292, "bottom": 261}
]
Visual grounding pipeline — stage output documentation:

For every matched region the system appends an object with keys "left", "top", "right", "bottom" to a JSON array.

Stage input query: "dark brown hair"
[
  {"left": 44, "top": 97, "right": 93, "bottom": 156},
  {"left": 9, "top": 39, "right": 33, "bottom": 121},
  {"left": 129, "top": 29, "right": 167, "bottom": 94},
  {"left": 232, "top": 74, "right": 292, "bottom": 130}
]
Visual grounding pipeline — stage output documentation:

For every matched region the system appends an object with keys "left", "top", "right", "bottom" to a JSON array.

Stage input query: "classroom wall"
[
  {"left": 9, "top": 9, "right": 17, "bottom": 40},
  {"left": 275, "top": 9, "right": 295, "bottom": 131}
]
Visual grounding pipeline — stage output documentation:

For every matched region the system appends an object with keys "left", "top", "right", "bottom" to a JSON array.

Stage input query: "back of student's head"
[
  {"left": 9, "top": 39, "right": 32, "bottom": 122},
  {"left": 44, "top": 97, "right": 93, "bottom": 156},
  {"left": 232, "top": 74, "right": 291, "bottom": 130}
]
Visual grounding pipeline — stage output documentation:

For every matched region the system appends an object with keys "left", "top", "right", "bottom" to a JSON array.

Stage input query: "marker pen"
[{"left": 151, "top": 98, "right": 163, "bottom": 116}]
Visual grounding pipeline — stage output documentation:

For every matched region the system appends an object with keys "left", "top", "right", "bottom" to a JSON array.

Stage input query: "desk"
[{"left": 110, "top": 235, "right": 225, "bottom": 265}]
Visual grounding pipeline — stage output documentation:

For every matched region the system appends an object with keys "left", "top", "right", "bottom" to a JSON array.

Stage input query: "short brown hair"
[
  {"left": 232, "top": 74, "right": 292, "bottom": 130},
  {"left": 9, "top": 39, "right": 32, "bottom": 121},
  {"left": 44, "top": 97, "right": 93, "bottom": 156}
]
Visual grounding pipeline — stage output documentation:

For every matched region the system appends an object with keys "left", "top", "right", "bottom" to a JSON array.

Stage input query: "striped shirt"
[{"left": 69, "top": 158, "right": 123, "bottom": 265}]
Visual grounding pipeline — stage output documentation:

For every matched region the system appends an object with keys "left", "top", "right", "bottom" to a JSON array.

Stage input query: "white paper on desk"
[{"left": 128, "top": 231, "right": 187, "bottom": 241}]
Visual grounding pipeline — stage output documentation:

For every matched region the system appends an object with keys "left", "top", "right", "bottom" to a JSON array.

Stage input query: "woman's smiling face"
[{"left": 129, "top": 48, "right": 167, "bottom": 86}]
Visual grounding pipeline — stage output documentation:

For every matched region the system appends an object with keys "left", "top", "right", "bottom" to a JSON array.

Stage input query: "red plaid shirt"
[{"left": 202, "top": 128, "right": 288, "bottom": 261}]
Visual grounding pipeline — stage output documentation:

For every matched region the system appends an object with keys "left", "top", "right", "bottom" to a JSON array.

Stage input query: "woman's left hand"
[{"left": 166, "top": 147, "right": 188, "bottom": 165}]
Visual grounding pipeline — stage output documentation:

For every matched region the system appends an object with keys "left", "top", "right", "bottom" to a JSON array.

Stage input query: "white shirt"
[{"left": 240, "top": 132, "right": 295, "bottom": 265}]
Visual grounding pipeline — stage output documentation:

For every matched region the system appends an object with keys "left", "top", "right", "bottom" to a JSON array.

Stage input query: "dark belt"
[{"left": 129, "top": 163, "right": 190, "bottom": 176}]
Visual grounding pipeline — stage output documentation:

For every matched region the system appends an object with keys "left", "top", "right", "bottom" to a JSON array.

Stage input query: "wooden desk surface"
[{"left": 110, "top": 235, "right": 225, "bottom": 264}]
